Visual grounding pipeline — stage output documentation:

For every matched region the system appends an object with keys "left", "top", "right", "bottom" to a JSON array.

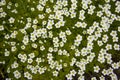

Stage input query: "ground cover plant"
[{"left": 0, "top": 0, "right": 120, "bottom": 80}]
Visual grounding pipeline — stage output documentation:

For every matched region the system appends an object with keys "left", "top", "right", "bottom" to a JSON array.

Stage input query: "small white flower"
[
  {"left": 112, "top": 62, "right": 119, "bottom": 69},
  {"left": 97, "top": 11, "right": 103, "bottom": 17},
  {"left": 37, "top": 4, "right": 44, "bottom": 11},
  {"left": 13, "top": 70, "right": 21, "bottom": 79},
  {"left": 28, "top": 53, "right": 35, "bottom": 58},
  {"left": 105, "top": 44, "right": 112, "bottom": 50},
  {"left": 0, "top": 25, "right": 4, "bottom": 31},
  {"left": 66, "top": 74, "right": 72, "bottom": 80},
  {"left": 97, "top": 40, "right": 103, "bottom": 46},
  {"left": 31, "top": 43, "right": 38, "bottom": 48},
  {"left": 11, "top": 46, "right": 17, "bottom": 52},
  {"left": 91, "top": 77, "right": 97, "bottom": 80},
  {"left": 4, "top": 49, "right": 10, "bottom": 56},
  {"left": 24, "top": 72, "right": 32, "bottom": 80},
  {"left": 9, "top": 17, "right": 15, "bottom": 23},
  {"left": 110, "top": 31, "right": 117, "bottom": 37},
  {"left": 102, "top": 69, "right": 108, "bottom": 75},
  {"left": 11, "top": 61, "right": 19, "bottom": 69},
  {"left": 53, "top": 71, "right": 58, "bottom": 77},
  {"left": 33, "top": 19, "right": 38, "bottom": 24},
  {"left": 70, "top": 70, "right": 76, "bottom": 76},
  {"left": 40, "top": 45, "right": 45, "bottom": 51},
  {"left": 78, "top": 76, "right": 84, "bottom": 80},
  {"left": 28, "top": 58, "right": 33, "bottom": 64},
  {"left": 94, "top": 66, "right": 100, "bottom": 73},
  {"left": 113, "top": 43, "right": 119, "bottom": 50},
  {"left": 118, "top": 26, "right": 120, "bottom": 32},
  {"left": 38, "top": 67, "right": 45, "bottom": 74}
]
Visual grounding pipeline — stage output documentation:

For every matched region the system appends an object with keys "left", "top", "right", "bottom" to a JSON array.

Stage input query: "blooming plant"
[{"left": 0, "top": 0, "right": 120, "bottom": 80}]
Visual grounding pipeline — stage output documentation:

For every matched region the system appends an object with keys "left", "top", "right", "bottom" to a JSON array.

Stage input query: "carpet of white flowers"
[{"left": 0, "top": 0, "right": 120, "bottom": 80}]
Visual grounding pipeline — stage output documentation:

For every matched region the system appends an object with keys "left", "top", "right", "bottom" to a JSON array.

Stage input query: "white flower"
[
  {"left": 66, "top": 74, "right": 72, "bottom": 80},
  {"left": 26, "top": 64, "right": 32, "bottom": 69},
  {"left": 88, "top": 9, "right": 94, "bottom": 15},
  {"left": 70, "top": 70, "right": 76, "bottom": 76},
  {"left": 28, "top": 53, "right": 35, "bottom": 58},
  {"left": 53, "top": 37, "right": 59, "bottom": 43},
  {"left": 0, "top": 25, "right": 4, "bottom": 31},
  {"left": 59, "top": 31, "right": 66, "bottom": 38},
  {"left": 33, "top": 19, "right": 38, "bottom": 24},
  {"left": 94, "top": 66, "right": 100, "bottom": 73},
  {"left": 110, "top": 73, "right": 118, "bottom": 80},
  {"left": 13, "top": 70, "right": 21, "bottom": 79},
  {"left": 49, "top": 14, "right": 54, "bottom": 19},
  {"left": 9, "top": 17, "right": 15, "bottom": 23},
  {"left": 38, "top": 67, "right": 45, "bottom": 74},
  {"left": 102, "top": 69, "right": 108, "bottom": 75},
  {"left": 65, "top": 11, "right": 70, "bottom": 17},
  {"left": 75, "top": 49, "right": 80, "bottom": 57},
  {"left": 105, "top": 44, "right": 112, "bottom": 50},
  {"left": 75, "top": 22, "right": 82, "bottom": 28},
  {"left": 40, "top": 45, "right": 45, "bottom": 51},
  {"left": 97, "top": 11, "right": 103, "bottom": 17},
  {"left": 22, "top": 35, "right": 29, "bottom": 45},
  {"left": 107, "top": 67, "right": 113, "bottom": 74},
  {"left": 78, "top": 76, "right": 85, "bottom": 80},
  {"left": 95, "top": 31, "right": 101, "bottom": 38},
  {"left": 4, "top": 49, "right": 10, "bottom": 56},
  {"left": 47, "top": 53, "right": 53, "bottom": 60},
  {"left": 53, "top": 71, "right": 58, "bottom": 77},
  {"left": 58, "top": 49, "right": 63, "bottom": 55},
  {"left": 63, "top": 63, "right": 68, "bottom": 67},
  {"left": 62, "top": 0, "right": 68, "bottom": 6},
  {"left": 79, "top": 10, "right": 85, "bottom": 15},
  {"left": 11, "top": 61, "right": 19, "bottom": 69},
  {"left": 36, "top": 58, "right": 42, "bottom": 64},
  {"left": 0, "top": 0, "right": 6, "bottom": 6},
  {"left": 91, "top": 77, "right": 97, "bottom": 80},
  {"left": 90, "top": 5, "right": 95, "bottom": 10},
  {"left": 31, "top": 67, "right": 37, "bottom": 74},
  {"left": 39, "top": 14, "right": 45, "bottom": 19},
  {"left": 78, "top": 70, "right": 84, "bottom": 76},
  {"left": 82, "top": 4, "right": 88, "bottom": 10},
  {"left": 113, "top": 43, "right": 119, "bottom": 50},
  {"left": 118, "top": 26, "right": 120, "bottom": 32},
  {"left": 102, "top": 34, "right": 108, "bottom": 43},
  {"left": 79, "top": 15, "right": 85, "bottom": 21},
  {"left": 48, "top": 47, "right": 53, "bottom": 52},
  {"left": 46, "top": 8, "right": 51, "bottom": 13},
  {"left": 99, "top": 76, "right": 105, "bottom": 80},
  {"left": 37, "top": 4, "right": 44, "bottom": 11},
  {"left": 110, "top": 31, "right": 117, "bottom": 37},
  {"left": 11, "top": 46, "right": 17, "bottom": 52},
  {"left": 58, "top": 20, "right": 65, "bottom": 26},
  {"left": 111, "top": 62, "right": 119, "bottom": 69},
  {"left": 74, "top": 40, "right": 81, "bottom": 46},
  {"left": 98, "top": 54, "right": 105, "bottom": 63},
  {"left": 21, "top": 45, "right": 25, "bottom": 50},
  {"left": 4, "top": 34, "right": 10, "bottom": 39},
  {"left": 24, "top": 72, "right": 32, "bottom": 80},
  {"left": 28, "top": 58, "right": 33, "bottom": 64},
  {"left": 70, "top": 12, "right": 76, "bottom": 18},
  {"left": 112, "top": 36, "right": 118, "bottom": 42},
  {"left": 97, "top": 40, "right": 103, "bottom": 46},
  {"left": 105, "top": 0, "right": 110, "bottom": 3},
  {"left": 31, "top": 43, "right": 38, "bottom": 48},
  {"left": 76, "top": 34, "right": 82, "bottom": 41},
  {"left": 71, "top": 3, "right": 77, "bottom": 9}
]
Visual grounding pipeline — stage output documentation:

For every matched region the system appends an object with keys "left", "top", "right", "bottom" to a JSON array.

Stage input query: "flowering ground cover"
[{"left": 0, "top": 0, "right": 120, "bottom": 80}]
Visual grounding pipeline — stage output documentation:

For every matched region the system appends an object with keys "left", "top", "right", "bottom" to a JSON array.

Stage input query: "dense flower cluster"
[{"left": 0, "top": 0, "right": 120, "bottom": 80}]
